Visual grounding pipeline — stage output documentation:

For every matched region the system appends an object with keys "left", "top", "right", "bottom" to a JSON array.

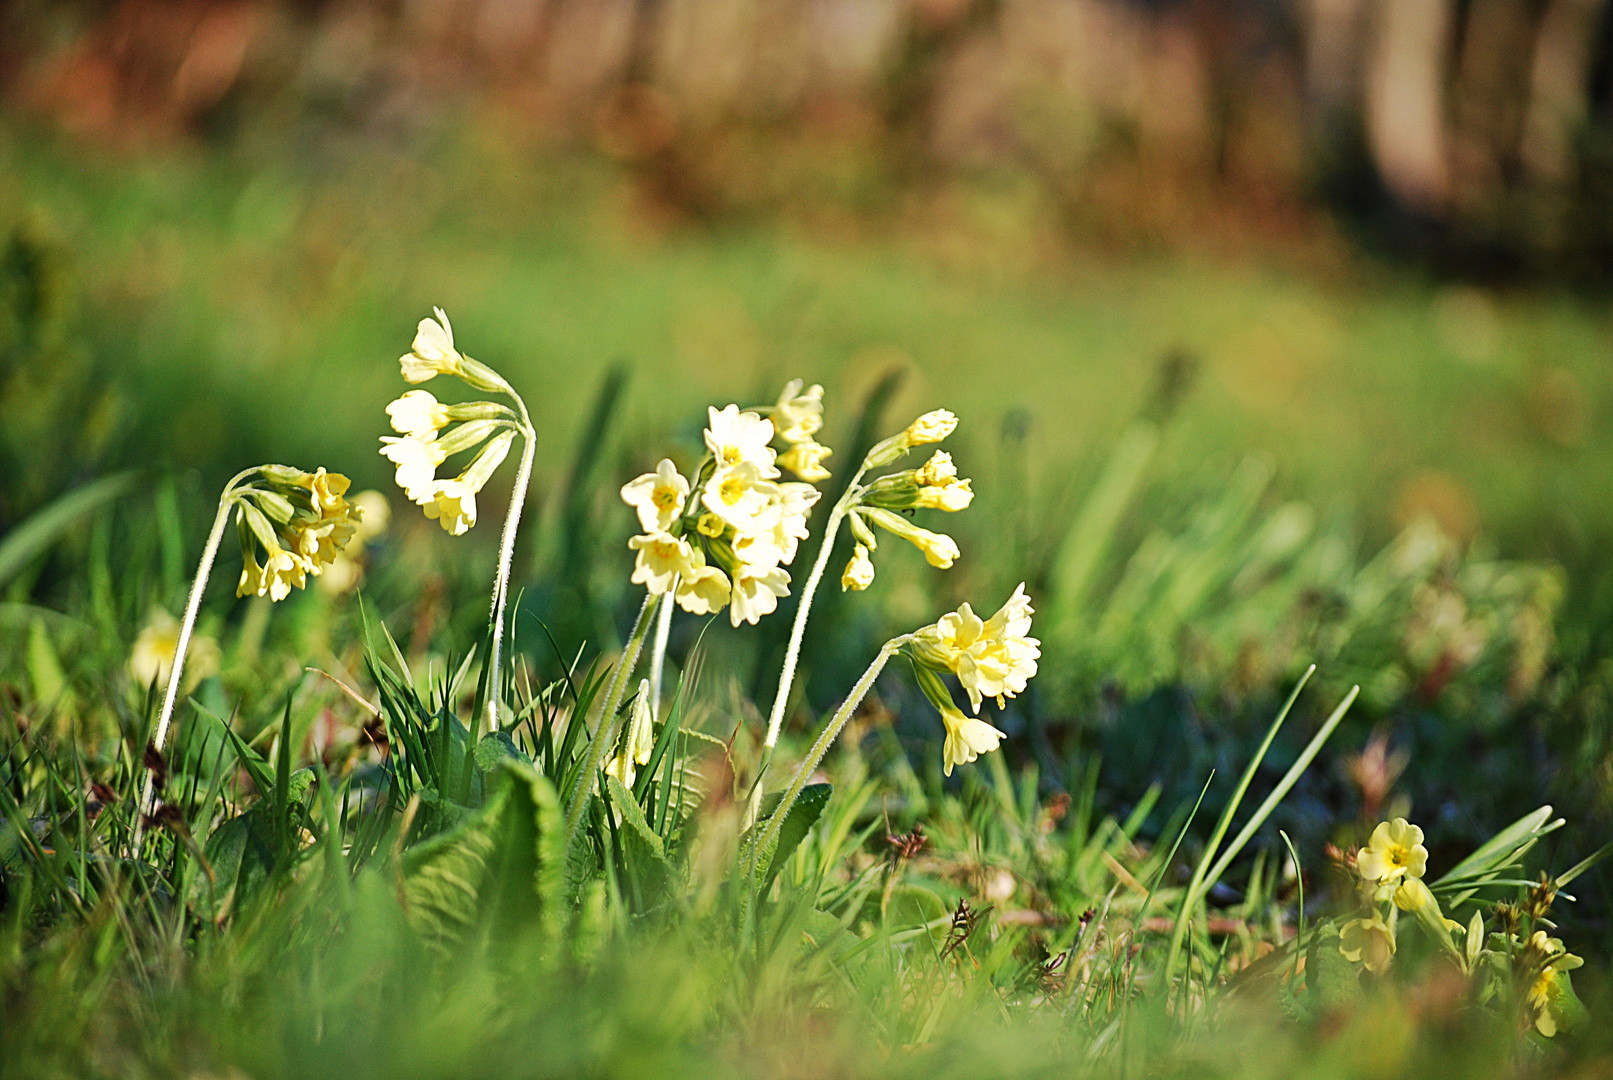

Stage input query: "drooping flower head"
[
  {"left": 231, "top": 466, "right": 365, "bottom": 603},
  {"left": 1339, "top": 914, "right": 1396, "bottom": 974},
  {"left": 913, "top": 584, "right": 1040, "bottom": 713},
  {"left": 940, "top": 705, "right": 1006, "bottom": 777},
  {"left": 399, "top": 308, "right": 465, "bottom": 384}
]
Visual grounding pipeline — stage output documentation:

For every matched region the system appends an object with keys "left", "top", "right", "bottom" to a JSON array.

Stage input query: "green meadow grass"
[{"left": 3, "top": 116, "right": 1613, "bottom": 1079}]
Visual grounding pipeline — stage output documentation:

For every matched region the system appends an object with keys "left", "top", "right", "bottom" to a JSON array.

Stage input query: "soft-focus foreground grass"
[{"left": 4, "top": 115, "right": 1612, "bottom": 575}]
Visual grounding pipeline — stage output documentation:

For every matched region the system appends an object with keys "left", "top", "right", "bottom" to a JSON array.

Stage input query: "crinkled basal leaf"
[
  {"left": 399, "top": 760, "right": 565, "bottom": 952},
  {"left": 1305, "top": 920, "right": 1361, "bottom": 1015},
  {"left": 765, "top": 782, "right": 832, "bottom": 890}
]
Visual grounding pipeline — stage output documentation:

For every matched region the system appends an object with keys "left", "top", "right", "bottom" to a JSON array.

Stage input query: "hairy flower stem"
[
  {"left": 762, "top": 463, "right": 871, "bottom": 753},
  {"left": 134, "top": 467, "right": 254, "bottom": 849},
  {"left": 562, "top": 591, "right": 659, "bottom": 851},
  {"left": 485, "top": 393, "right": 536, "bottom": 733},
  {"left": 755, "top": 634, "right": 911, "bottom": 863},
  {"left": 648, "top": 576, "right": 676, "bottom": 722}
]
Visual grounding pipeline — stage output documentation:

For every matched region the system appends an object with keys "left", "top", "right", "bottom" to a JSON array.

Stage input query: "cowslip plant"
[
  {"left": 381, "top": 308, "right": 535, "bottom": 733},
  {"left": 134, "top": 464, "right": 364, "bottom": 839},
  {"left": 756, "top": 584, "right": 1041, "bottom": 875}
]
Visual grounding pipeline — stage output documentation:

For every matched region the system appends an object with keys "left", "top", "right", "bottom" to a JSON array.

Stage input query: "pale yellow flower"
[
  {"left": 1391, "top": 876, "right": 1434, "bottom": 913},
  {"left": 914, "top": 479, "right": 973, "bottom": 512},
  {"left": 1339, "top": 914, "right": 1396, "bottom": 974},
  {"left": 772, "top": 379, "right": 824, "bottom": 444},
  {"left": 940, "top": 705, "right": 1005, "bottom": 776},
  {"left": 423, "top": 479, "right": 477, "bottom": 536},
  {"left": 386, "top": 390, "right": 453, "bottom": 437},
  {"left": 399, "top": 308, "right": 464, "bottom": 384},
  {"left": 701, "top": 461, "right": 780, "bottom": 532},
  {"left": 696, "top": 512, "right": 726, "bottom": 538},
  {"left": 905, "top": 409, "right": 958, "bottom": 446},
  {"left": 915, "top": 451, "right": 958, "bottom": 487},
  {"left": 261, "top": 545, "right": 308, "bottom": 602},
  {"left": 914, "top": 584, "right": 1040, "bottom": 713},
  {"left": 729, "top": 562, "right": 790, "bottom": 627},
  {"left": 704, "top": 404, "right": 779, "bottom": 475},
  {"left": 629, "top": 532, "right": 698, "bottom": 594},
  {"left": 777, "top": 440, "right": 832, "bottom": 482},
  {"left": 380, "top": 434, "right": 448, "bottom": 504},
  {"left": 128, "top": 609, "right": 219, "bottom": 691},
  {"left": 842, "top": 543, "right": 875, "bottom": 591},
  {"left": 621, "top": 458, "right": 690, "bottom": 533},
  {"left": 676, "top": 557, "right": 732, "bottom": 615},
  {"left": 1357, "top": 819, "right": 1428, "bottom": 885},
  {"left": 913, "top": 528, "right": 960, "bottom": 569},
  {"left": 1526, "top": 932, "right": 1584, "bottom": 1037}
]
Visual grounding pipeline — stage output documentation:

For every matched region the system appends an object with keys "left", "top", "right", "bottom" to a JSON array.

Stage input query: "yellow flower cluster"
[
  {"left": 1524, "top": 930, "right": 1584, "bottom": 1037},
  {"left": 840, "top": 414, "right": 970, "bottom": 592},
  {"left": 234, "top": 467, "right": 366, "bottom": 602},
  {"left": 381, "top": 310, "right": 524, "bottom": 535},
  {"left": 913, "top": 583, "right": 1042, "bottom": 714},
  {"left": 620, "top": 388, "right": 828, "bottom": 628},
  {"left": 907, "top": 585, "right": 1041, "bottom": 775},
  {"left": 1356, "top": 817, "right": 1430, "bottom": 909}
]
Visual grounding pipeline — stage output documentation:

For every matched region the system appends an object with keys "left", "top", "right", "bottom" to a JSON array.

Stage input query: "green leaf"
[
  {"left": 605, "top": 776, "right": 664, "bottom": 863},
  {"left": 1434, "top": 806, "right": 1555, "bottom": 886},
  {"left": 0, "top": 472, "right": 139, "bottom": 591},
  {"left": 1305, "top": 920, "right": 1360, "bottom": 1015}
]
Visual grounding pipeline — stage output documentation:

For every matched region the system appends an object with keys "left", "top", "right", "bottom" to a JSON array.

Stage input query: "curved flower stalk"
[
  {"left": 759, "top": 584, "right": 1042, "bottom": 866},
  {"left": 763, "top": 408, "right": 972, "bottom": 756},
  {"left": 381, "top": 309, "right": 534, "bottom": 732},
  {"left": 135, "top": 464, "right": 365, "bottom": 844}
]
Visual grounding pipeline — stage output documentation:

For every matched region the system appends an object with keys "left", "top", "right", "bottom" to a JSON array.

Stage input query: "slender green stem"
[
  {"left": 755, "top": 634, "right": 910, "bottom": 862},
  {"left": 134, "top": 467, "right": 256, "bottom": 849},
  {"left": 562, "top": 591, "right": 659, "bottom": 850},
  {"left": 763, "top": 462, "right": 870, "bottom": 751},
  {"left": 486, "top": 391, "right": 536, "bottom": 733}
]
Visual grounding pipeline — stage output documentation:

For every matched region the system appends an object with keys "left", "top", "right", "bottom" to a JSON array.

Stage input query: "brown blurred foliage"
[{"left": 5, "top": 0, "right": 1613, "bottom": 269}]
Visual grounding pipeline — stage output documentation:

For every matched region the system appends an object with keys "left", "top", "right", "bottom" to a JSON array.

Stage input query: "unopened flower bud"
[{"left": 841, "top": 544, "right": 875, "bottom": 591}]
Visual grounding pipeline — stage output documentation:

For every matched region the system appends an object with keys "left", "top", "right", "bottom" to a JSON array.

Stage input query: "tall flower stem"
[
  {"left": 562, "top": 591, "right": 660, "bottom": 851},
  {"left": 648, "top": 576, "right": 676, "bottom": 722},
  {"left": 762, "top": 462, "right": 870, "bottom": 752},
  {"left": 134, "top": 467, "right": 254, "bottom": 849},
  {"left": 755, "top": 634, "right": 910, "bottom": 862},
  {"left": 485, "top": 391, "right": 536, "bottom": 733}
]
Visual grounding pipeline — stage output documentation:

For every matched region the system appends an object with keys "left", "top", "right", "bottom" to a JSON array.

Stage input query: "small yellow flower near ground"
[
  {"left": 606, "top": 680, "right": 655, "bottom": 788},
  {"left": 621, "top": 459, "right": 690, "bottom": 533},
  {"left": 1358, "top": 818, "right": 1428, "bottom": 886},
  {"left": 398, "top": 308, "right": 464, "bottom": 384},
  {"left": 940, "top": 705, "right": 1006, "bottom": 776},
  {"left": 1526, "top": 931, "right": 1584, "bottom": 1037},
  {"left": 1340, "top": 914, "right": 1396, "bottom": 973},
  {"left": 905, "top": 409, "right": 958, "bottom": 446},
  {"left": 129, "top": 609, "right": 219, "bottom": 691},
  {"left": 841, "top": 543, "right": 875, "bottom": 591}
]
